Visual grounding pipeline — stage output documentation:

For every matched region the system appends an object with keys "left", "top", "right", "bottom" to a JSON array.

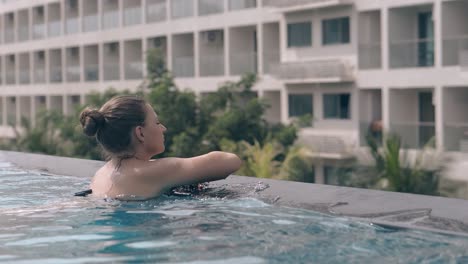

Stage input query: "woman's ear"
[{"left": 135, "top": 126, "right": 144, "bottom": 143}]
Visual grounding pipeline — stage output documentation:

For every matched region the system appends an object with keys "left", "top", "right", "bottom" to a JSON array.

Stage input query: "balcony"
[
  {"left": 270, "top": 59, "right": 354, "bottom": 83},
  {"left": 84, "top": 64, "right": 99, "bottom": 81},
  {"left": 230, "top": 51, "right": 257, "bottom": 75},
  {"left": 66, "top": 66, "right": 81, "bottom": 82},
  {"left": 32, "top": 24, "right": 45, "bottom": 39},
  {"left": 263, "top": 50, "right": 280, "bottom": 74},
  {"left": 147, "top": 0, "right": 166, "bottom": 22},
  {"left": 83, "top": 14, "right": 98, "bottom": 32},
  {"left": 124, "top": 7, "right": 142, "bottom": 26},
  {"left": 390, "top": 39, "right": 434, "bottom": 68},
  {"left": 199, "top": 0, "right": 224, "bottom": 16},
  {"left": 19, "top": 70, "right": 30, "bottom": 84},
  {"left": 390, "top": 121, "right": 435, "bottom": 149},
  {"left": 171, "top": 0, "right": 193, "bottom": 19},
  {"left": 103, "top": 10, "right": 119, "bottom": 29},
  {"left": 5, "top": 71, "right": 16, "bottom": 85},
  {"left": 66, "top": 18, "right": 79, "bottom": 34},
  {"left": 34, "top": 69, "right": 46, "bottom": 83},
  {"left": 173, "top": 56, "right": 194, "bottom": 77},
  {"left": 358, "top": 42, "right": 381, "bottom": 69},
  {"left": 125, "top": 61, "right": 143, "bottom": 80},
  {"left": 228, "top": 0, "right": 256, "bottom": 11},
  {"left": 104, "top": 64, "right": 120, "bottom": 81},
  {"left": 263, "top": 0, "right": 351, "bottom": 12},
  {"left": 443, "top": 35, "right": 468, "bottom": 66},
  {"left": 18, "top": 26, "right": 29, "bottom": 41},
  {"left": 48, "top": 20, "right": 61, "bottom": 37},
  {"left": 4, "top": 29, "right": 15, "bottom": 43},
  {"left": 50, "top": 67, "right": 63, "bottom": 83},
  {"left": 200, "top": 53, "right": 224, "bottom": 76},
  {"left": 445, "top": 123, "right": 468, "bottom": 152}
]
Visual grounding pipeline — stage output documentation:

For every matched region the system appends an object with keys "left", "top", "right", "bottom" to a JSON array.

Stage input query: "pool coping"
[{"left": 3, "top": 150, "right": 468, "bottom": 237}]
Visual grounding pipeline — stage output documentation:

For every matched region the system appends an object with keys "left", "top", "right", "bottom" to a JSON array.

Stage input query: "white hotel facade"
[{"left": 1, "top": 0, "right": 468, "bottom": 182}]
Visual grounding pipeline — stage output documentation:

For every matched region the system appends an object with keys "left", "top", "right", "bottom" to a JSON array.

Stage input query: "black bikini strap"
[{"left": 74, "top": 189, "right": 93, "bottom": 197}]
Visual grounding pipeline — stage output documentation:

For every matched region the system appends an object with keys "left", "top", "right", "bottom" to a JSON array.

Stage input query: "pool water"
[{"left": 1, "top": 162, "right": 468, "bottom": 264}]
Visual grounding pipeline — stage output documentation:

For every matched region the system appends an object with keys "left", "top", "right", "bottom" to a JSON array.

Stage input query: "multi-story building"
[{"left": 1, "top": 0, "right": 467, "bottom": 183}]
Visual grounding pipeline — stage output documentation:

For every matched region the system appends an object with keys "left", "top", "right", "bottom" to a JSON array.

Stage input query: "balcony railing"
[
  {"left": 147, "top": 1, "right": 166, "bottom": 22},
  {"left": 230, "top": 51, "right": 257, "bottom": 75},
  {"left": 50, "top": 67, "right": 63, "bottom": 82},
  {"left": 84, "top": 64, "right": 99, "bottom": 81},
  {"left": 263, "top": 0, "right": 347, "bottom": 8},
  {"left": 34, "top": 68, "right": 46, "bottom": 83},
  {"left": 103, "top": 10, "right": 119, "bottom": 29},
  {"left": 5, "top": 71, "right": 16, "bottom": 84},
  {"left": 228, "top": 0, "right": 256, "bottom": 10},
  {"left": 358, "top": 42, "right": 381, "bottom": 69},
  {"left": 389, "top": 38, "right": 434, "bottom": 68},
  {"left": 125, "top": 61, "right": 143, "bottom": 79},
  {"left": 173, "top": 56, "right": 194, "bottom": 77},
  {"left": 104, "top": 64, "right": 120, "bottom": 81},
  {"left": 33, "top": 23, "right": 45, "bottom": 39},
  {"left": 124, "top": 7, "right": 142, "bottom": 26},
  {"left": 270, "top": 59, "right": 354, "bottom": 82},
  {"left": 199, "top": 0, "right": 224, "bottom": 16},
  {"left": 48, "top": 20, "right": 61, "bottom": 37},
  {"left": 83, "top": 14, "right": 98, "bottom": 32},
  {"left": 263, "top": 50, "right": 280, "bottom": 74},
  {"left": 443, "top": 35, "right": 468, "bottom": 66},
  {"left": 171, "top": 0, "right": 193, "bottom": 19},
  {"left": 4, "top": 29, "right": 15, "bottom": 43},
  {"left": 19, "top": 70, "right": 30, "bottom": 84},
  {"left": 444, "top": 122, "right": 468, "bottom": 152},
  {"left": 18, "top": 26, "right": 29, "bottom": 41},
  {"left": 389, "top": 121, "right": 435, "bottom": 149},
  {"left": 66, "top": 17, "right": 79, "bottom": 34},
  {"left": 66, "top": 66, "right": 81, "bottom": 82},
  {"left": 200, "top": 53, "right": 224, "bottom": 76}
]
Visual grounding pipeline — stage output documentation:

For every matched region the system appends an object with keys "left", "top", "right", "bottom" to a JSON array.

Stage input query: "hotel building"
[{"left": 1, "top": 0, "right": 468, "bottom": 183}]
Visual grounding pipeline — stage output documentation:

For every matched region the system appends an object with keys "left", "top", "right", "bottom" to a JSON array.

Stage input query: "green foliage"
[
  {"left": 367, "top": 133, "right": 441, "bottom": 195},
  {"left": 278, "top": 146, "right": 314, "bottom": 182}
]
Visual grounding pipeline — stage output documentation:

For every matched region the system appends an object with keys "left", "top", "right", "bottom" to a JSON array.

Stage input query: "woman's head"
[{"left": 79, "top": 95, "right": 166, "bottom": 159}]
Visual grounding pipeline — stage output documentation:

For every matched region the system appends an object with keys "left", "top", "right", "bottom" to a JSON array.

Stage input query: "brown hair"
[{"left": 79, "top": 95, "right": 147, "bottom": 158}]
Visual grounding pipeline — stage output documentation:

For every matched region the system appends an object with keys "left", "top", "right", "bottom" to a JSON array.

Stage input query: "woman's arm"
[{"left": 140, "top": 151, "right": 242, "bottom": 189}]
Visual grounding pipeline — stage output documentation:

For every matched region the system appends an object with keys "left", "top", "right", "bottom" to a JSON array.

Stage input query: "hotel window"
[
  {"left": 287, "top": 22, "right": 312, "bottom": 47},
  {"left": 322, "top": 17, "right": 350, "bottom": 45},
  {"left": 323, "top": 93, "right": 350, "bottom": 119},
  {"left": 288, "top": 94, "right": 313, "bottom": 117}
]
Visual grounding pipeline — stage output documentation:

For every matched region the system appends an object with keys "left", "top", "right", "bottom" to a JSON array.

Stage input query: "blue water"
[{"left": 1, "top": 162, "right": 468, "bottom": 263}]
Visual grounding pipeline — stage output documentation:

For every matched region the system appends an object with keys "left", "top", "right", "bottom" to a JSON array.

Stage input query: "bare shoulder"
[{"left": 139, "top": 151, "right": 242, "bottom": 189}]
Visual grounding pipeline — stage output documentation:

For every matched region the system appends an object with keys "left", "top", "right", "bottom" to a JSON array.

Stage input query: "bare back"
[{"left": 90, "top": 151, "right": 242, "bottom": 200}]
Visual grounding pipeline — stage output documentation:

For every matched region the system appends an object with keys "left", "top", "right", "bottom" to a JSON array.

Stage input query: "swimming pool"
[{"left": 1, "top": 161, "right": 468, "bottom": 263}]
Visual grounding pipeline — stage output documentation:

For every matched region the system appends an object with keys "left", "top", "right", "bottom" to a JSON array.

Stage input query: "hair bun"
[{"left": 79, "top": 108, "right": 105, "bottom": 137}]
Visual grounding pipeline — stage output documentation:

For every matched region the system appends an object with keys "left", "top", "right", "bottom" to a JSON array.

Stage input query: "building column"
[
  {"left": 30, "top": 96, "right": 36, "bottom": 127},
  {"left": 382, "top": 86, "right": 390, "bottom": 134},
  {"left": 79, "top": 46, "right": 84, "bottom": 82},
  {"left": 381, "top": 7, "right": 389, "bottom": 71},
  {"left": 97, "top": 0, "right": 102, "bottom": 31},
  {"left": 167, "top": 34, "right": 173, "bottom": 71},
  {"left": 257, "top": 23, "right": 264, "bottom": 75},
  {"left": 280, "top": 87, "right": 288, "bottom": 123},
  {"left": 2, "top": 97, "right": 6, "bottom": 126},
  {"left": 15, "top": 96, "right": 20, "bottom": 125},
  {"left": 45, "top": 50, "right": 50, "bottom": 83},
  {"left": 142, "top": 36, "right": 148, "bottom": 78},
  {"left": 434, "top": 86, "right": 444, "bottom": 151},
  {"left": 315, "top": 164, "right": 325, "bottom": 184},
  {"left": 141, "top": 0, "right": 147, "bottom": 24},
  {"left": 120, "top": 40, "right": 125, "bottom": 80},
  {"left": 62, "top": 47, "right": 66, "bottom": 83},
  {"left": 194, "top": 31, "right": 200, "bottom": 77},
  {"left": 118, "top": 0, "right": 123, "bottom": 28},
  {"left": 434, "top": 0, "right": 442, "bottom": 69},
  {"left": 279, "top": 17, "right": 286, "bottom": 63},
  {"left": 98, "top": 43, "right": 103, "bottom": 81},
  {"left": 224, "top": 27, "right": 230, "bottom": 77}
]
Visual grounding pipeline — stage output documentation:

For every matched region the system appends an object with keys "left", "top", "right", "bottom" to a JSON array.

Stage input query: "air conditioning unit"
[
  {"left": 38, "top": 96, "right": 46, "bottom": 104},
  {"left": 153, "top": 38, "right": 164, "bottom": 48},
  {"left": 8, "top": 55, "right": 15, "bottom": 62},
  {"left": 68, "top": 0, "right": 78, "bottom": 10},
  {"left": 35, "top": 6, "right": 44, "bottom": 17},
  {"left": 107, "top": 42, "right": 118, "bottom": 53},
  {"left": 7, "top": 13, "right": 14, "bottom": 21},
  {"left": 202, "top": 31, "right": 222, "bottom": 44},
  {"left": 70, "top": 47, "right": 79, "bottom": 57},
  {"left": 37, "top": 51, "right": 45, "bottom": 60}
]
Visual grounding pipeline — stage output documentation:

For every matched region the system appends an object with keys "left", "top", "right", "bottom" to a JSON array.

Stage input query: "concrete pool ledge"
[{"left": 3, "top": 150, "right": 468, "bottom": 237}]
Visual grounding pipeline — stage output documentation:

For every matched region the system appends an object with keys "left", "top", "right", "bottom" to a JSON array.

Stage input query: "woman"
[{"left": 78, "top": 95, "right": 242, "bottom": 200}]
